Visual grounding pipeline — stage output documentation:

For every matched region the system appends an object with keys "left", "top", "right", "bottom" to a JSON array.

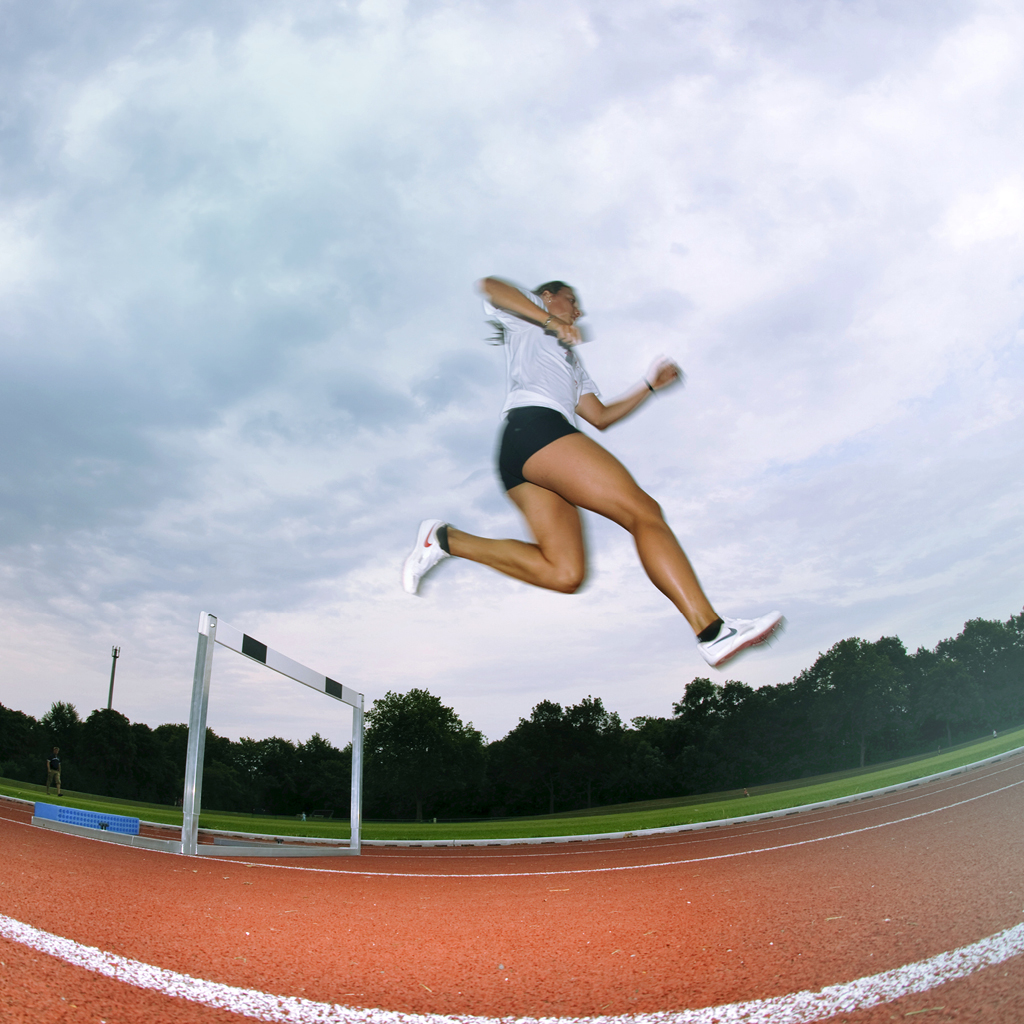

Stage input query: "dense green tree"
[
  {"left": 78, "top": 708, "right": 138, "bottom": 797},
  {"left": 561, "top": 697, "right": 623, "bottom": 808},
  {"left": 1003, "top": 609, "right": 1024, "bottom": 723},
  {"left": 297, "top": 733, "right": 352, "bottom": 813},
  {"left": 490, "top": 697, "right": 624, "bottom": 814},
  {"left": 910, "top": 648, "right": 984, "bottom": 747},
  {"left": 800, "top": 637, "right": 908, "bottom": 768},
  {"left": 259, "top": 737, "right": 301, "bottom": 814},
  {"left": 610, "top": 735, "right": 673, "bottom": 802},
  {"left": 153, "top": 723, "right": 189, "bottom": 783},
  {"left": 672, "top": 678, "right": 722, "bottom": 740},
  {"left": 934, "top": 616, "right": 1024, "bottom": 728},
  {"left": 40, "top": 702, "right": 82, "bottom": 761},
  {"left": 629, "top": 714, "right": 683, "bottom": 762},
  {"left": 365, "top": 689, "right": 485, "bottom": 820},
  {"left": 202, "top": 760, "right": 247, "bottom": 811},
  {"left": 491, "top": 700, "right": 569, "bottom": 815},
  {"left": 669, "top": 679, "right": 733, "bottom": 791},
  {"left": 0, "top": 703, "right": 46, "bottom": 784},
  {"left": 127, "top": 721, "right": 180, "bottom": 803},
  {"left": 232, "top": 736, "right": 293, "bottom": 812}
]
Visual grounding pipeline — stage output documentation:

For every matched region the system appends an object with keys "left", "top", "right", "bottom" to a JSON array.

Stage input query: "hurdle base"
[
  {"left": 32, "top": 816, "right": 182, "bottom": 854},
  {"left": 194, "top": 839, "right": 360, "bottom": 857}
]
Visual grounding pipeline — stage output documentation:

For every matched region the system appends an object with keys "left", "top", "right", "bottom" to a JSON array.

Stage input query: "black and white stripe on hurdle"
[
  {"left": 207, "top": 615, "right": 361, "bottom": 709},
  {"left": 181, "top": 612, "right": 364, "bottom": 858}
]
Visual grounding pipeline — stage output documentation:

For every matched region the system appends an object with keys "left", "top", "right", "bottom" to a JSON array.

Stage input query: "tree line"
[{"left": 2, "top": 610, "right": 1021, "bottom": 820}]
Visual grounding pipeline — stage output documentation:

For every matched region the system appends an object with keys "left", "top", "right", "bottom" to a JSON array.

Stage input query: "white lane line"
[
  {"left": 2, "top": 912, "right": 1021, "bottom": 1024},
  {"left": 207, "top": 776, "right": 1024, "bottom": 878},
  {"left": 363, "top": 760, "right": 1024, "bottom": 862}
]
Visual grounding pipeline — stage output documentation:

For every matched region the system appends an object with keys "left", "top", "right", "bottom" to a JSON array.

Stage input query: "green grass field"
[{"left": 4, "top": 726, "right": 1022, "bottom": 842}]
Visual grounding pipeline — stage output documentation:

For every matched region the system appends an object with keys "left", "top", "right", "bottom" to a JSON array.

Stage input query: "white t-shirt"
[{"left": 484, "top": 285, "right": 599, "bottom": 423}]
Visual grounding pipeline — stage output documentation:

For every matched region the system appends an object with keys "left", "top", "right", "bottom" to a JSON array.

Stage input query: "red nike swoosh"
[{"left": 424, "top": 539, "right": 432, "bottom": 547}]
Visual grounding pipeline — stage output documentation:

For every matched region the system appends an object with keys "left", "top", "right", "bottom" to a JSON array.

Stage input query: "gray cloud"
[{"left": 1, "top": 0, "right": 1021, "bottom": 745}]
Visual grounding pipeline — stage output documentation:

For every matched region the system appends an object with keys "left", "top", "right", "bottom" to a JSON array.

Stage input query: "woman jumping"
[{"left": 402, "top": 277, "right": 783, "bottom": 668}]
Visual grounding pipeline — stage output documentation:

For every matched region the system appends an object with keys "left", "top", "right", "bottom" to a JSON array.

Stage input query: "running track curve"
[{"left": 2, "top": 754, "right": 1023, "bottom": 1024}]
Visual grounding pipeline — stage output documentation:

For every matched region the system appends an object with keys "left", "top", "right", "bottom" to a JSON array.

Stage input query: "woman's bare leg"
[
  {"left": 447, "top": 483, "right": 586, "bottom": 594},
  {"left": 522, "top": 432, "right": 719, "bottom": 634},
  {"left": 447, "top": 431, "right": 718, "bottom": 634}
]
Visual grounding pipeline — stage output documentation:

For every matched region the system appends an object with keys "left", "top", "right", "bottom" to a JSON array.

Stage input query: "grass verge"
[{"left": 2, "top": 726, "right": 1021, "bottom": 842}]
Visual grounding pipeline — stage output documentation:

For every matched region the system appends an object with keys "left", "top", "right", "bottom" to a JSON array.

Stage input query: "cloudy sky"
[{"left": 2, "top": 0, "right": 1022, "bottom": 752}]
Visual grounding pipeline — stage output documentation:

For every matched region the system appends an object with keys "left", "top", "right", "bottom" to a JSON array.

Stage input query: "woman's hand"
[
  {"left": 645, "top": 356, "right": 685, "bottom": 391},
  {"left": 547, "top": 316, "right": 583, "bottom": 347},
  {"left": 577, "top": 358, "right": 685, "bottom": 430}
]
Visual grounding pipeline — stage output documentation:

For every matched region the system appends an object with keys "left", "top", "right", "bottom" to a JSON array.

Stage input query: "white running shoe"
[
  {"left": 697, "top": 611, "right": 785, "bottom": 668},
  {"left": 402, "top": 519, "right": 450, "bottom": 594}
]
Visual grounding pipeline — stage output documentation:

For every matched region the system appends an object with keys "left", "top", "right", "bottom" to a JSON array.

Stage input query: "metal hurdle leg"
[
  {"left": 181, "top": 613, "right": 216, "bottom": 857},
  {"left": 349, "top": 694, "right": 364, "bottom": 853}
]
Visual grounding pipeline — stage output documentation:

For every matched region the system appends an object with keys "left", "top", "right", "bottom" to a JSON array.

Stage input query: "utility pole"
[{"left": 107, "top": 646, "right": 121, "bottom": 711}]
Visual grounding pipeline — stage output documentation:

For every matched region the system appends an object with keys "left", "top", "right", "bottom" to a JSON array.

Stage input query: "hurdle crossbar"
[{"left": 181, "top": 612, "right": 364, "bottom": 858}]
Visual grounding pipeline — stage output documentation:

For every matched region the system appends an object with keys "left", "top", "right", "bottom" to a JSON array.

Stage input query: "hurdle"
[{"left": 181, "top": 612, "right": 364, "bottom": 858}]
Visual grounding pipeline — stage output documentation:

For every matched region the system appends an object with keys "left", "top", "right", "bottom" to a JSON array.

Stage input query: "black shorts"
[{"left": 497, "top": 406, "right": 580, "bottom": 492}]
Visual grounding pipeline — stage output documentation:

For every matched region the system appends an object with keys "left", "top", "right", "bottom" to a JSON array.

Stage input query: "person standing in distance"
[
  {"left": 46, "top": 746, "right": 62, "bottom": 797},
  {"left": 403, "top": 277, "right": 783, "bottom": 668}
]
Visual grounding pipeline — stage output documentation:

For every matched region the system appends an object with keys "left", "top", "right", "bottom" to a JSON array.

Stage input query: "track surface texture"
[{"left": 2, "top": 755, "right": 1023, "bottom": 1023}]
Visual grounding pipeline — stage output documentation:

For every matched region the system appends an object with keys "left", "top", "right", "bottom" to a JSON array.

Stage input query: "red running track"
[{"left": 2, "top": 755, "right": 1023, "bottom": 1024}]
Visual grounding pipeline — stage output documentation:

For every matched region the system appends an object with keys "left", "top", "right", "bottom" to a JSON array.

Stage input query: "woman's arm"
[
  {"left": 477, "top": 277, "right": 581, "bottom": 346},
  {"left": 575, "top": 359, "right": 682, "bottom": 431}
]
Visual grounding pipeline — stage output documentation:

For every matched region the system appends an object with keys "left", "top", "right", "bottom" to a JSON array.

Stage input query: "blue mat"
[{"left": 34, "top": 802, "right": 140, "bottom": 836}]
